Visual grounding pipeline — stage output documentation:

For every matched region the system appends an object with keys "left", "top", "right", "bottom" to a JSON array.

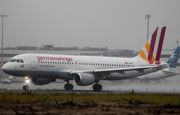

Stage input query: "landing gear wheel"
[
  {"left": 23, "top": 85, "right": 29, "bottom": 90},
  {"left": 93, "top": 84, "right": 102, "bottom": 91},
  {"left": 64, "top": 84, "right": 74, "bottom": 90}
]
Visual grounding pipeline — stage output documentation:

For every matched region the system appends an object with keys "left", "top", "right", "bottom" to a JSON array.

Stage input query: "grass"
[{"left": 0, "top": 90, "right": 180, "bottom": 106}]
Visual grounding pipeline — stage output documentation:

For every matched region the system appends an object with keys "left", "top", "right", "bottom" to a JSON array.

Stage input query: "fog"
[
  {"left": 0, "top": 0, "right": 180, "bottom": 51},
  {"left": 101, "top": 77, "right": 180, "bottom": 93}
]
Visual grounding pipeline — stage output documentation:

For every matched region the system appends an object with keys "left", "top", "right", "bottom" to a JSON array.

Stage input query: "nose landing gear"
[{"left": 23, "top": 77, "right": 30, "bottom": 91}]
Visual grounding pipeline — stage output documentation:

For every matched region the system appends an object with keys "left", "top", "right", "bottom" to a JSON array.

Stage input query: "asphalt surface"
[{"left": 1, "top": 79, "right": 180, "bottom": 94}]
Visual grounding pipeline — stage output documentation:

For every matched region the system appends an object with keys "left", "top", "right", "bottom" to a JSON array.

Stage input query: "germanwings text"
[{"left": 37, "top": 56, "right": 73, "bottom": 62}]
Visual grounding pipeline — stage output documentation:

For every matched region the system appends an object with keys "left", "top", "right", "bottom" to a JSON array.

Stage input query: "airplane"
[
  {"left": 2, "top": 26, "right": 167, "bottom": 91},
  {"left": 137, "top": 47, "right": 180, "bottom": 81}
]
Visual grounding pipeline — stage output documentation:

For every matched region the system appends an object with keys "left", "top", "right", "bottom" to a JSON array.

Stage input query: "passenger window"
[{"left": 16, "top": 59, "right": 20, "bottom": 63}]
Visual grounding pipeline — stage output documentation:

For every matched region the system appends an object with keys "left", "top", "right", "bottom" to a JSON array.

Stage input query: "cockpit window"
[
  {"left": 16, "top": 59, "right": 20, "bottom": 63},
  {"left": 20, "top": 59, "right": 24, "bottom": 63},
  {"left": 10, "top": 59, "right": 16, "bottom": 62},
  {"left": 10, "top": 59, "right": 24, "bottom": 63}
]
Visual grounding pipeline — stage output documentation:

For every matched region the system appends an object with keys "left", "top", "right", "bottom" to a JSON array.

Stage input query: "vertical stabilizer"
[
  {"left": 167, "top": 47, "right": 180, "bottom": 68},
  {"left": 137, "top": 26, "right": 166, "bottom": 64}
]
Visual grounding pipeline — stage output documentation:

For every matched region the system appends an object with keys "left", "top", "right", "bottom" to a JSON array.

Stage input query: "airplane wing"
[{"left": 70, "top": 64, "right": 167, "bottom": 74}]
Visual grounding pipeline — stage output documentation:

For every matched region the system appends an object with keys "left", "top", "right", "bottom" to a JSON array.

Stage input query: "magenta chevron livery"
[
  {"left": 137, "top": 46, "right": 180, "bottom": 81},
  {"left": 2, "top": 26, "right": 167, "bottom": 91},
  {"left": 137, "top": 26, "right": 166, "bottom": 64}
]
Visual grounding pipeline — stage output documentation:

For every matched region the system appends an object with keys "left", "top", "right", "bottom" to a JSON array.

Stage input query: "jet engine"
[
  {"left": 31, "top": 78, "right": 56, "bottom": 85},
  {"left": 73, "top": 73, "right": 95, "bottom": 86}
]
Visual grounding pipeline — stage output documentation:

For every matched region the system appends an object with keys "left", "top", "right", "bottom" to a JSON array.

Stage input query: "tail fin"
[
  {"left": 167, "top": 47, "right": 180, "bottom": 68},
  {"left": 137, "top": 26, "right": 166, "bottom": 64}
]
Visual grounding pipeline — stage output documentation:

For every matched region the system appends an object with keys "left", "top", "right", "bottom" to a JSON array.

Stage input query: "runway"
[{"left": 1, "top": 76, "right": 180, "bottom": 94}]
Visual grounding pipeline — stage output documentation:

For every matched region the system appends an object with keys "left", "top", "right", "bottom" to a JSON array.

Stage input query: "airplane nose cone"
[
  {"left": 2, "top": 63, "right": 9, "bottom": 73},
  {"left": 2, "top": 63, "right": 19, "bottom": 76},
  {"left": 2, "top": 64, "right": 5, "bottom": 71}
]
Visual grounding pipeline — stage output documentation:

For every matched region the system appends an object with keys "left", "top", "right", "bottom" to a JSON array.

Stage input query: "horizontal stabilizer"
[{"left": 169, "top": 63, "right": 180, "bottom": 67}]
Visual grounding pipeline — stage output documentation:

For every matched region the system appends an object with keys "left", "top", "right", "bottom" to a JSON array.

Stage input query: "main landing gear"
[
  {"left": 92, "top": 84, "right": 102, "bottom": 91},
  {"left": 64, "top": 80, "right": 74, "bottom": 90}
]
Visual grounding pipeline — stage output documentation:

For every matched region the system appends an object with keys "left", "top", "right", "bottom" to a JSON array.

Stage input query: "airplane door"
[{"left": 29, "top": 56, "right": 37, "bottom": 69}]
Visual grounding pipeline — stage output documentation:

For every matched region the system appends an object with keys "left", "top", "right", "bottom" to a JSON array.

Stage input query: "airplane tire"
[
  {"left": 64, "top": 84, "right": 68, "bottom": 90},
  {"left": 64, "top": 84, "right": 74, "bottom": 90},
  {"left": 93, "top": 84, "right": 97, "bottom": 91},
  {"left": 93, "top": 84, "right": 102, "bottom": 91},
  {"left": 69, "top": 84, "right": 74, "bottom": 90},
  {"left": 26, "top": 86, "right": 29, "bottom": 90},
  {"left": 23, "top": 86, "right": 29, "bottom": 90},
  {"left": 97, "top": 84, "right": 102, "bottom": 91},
  {"left": 23, "top": 86, "right": 26, "bottom": 90}
]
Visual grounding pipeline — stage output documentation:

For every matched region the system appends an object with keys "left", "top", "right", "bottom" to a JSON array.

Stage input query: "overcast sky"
[{"left": 0, "top": 0, "right": 180, "bottom": 51}]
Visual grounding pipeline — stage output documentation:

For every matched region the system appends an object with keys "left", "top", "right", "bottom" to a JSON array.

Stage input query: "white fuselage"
[{"left": 2, "top": 53, "right": 166, "bottom": 81}]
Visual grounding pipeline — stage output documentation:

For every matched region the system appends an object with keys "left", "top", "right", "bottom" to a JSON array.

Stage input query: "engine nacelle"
[
  {"left": 31, "top": 78, "right": 56, "bottom": 85},
  {"left": 73, "top": 73, "right": 95, "bottom": 86}
]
